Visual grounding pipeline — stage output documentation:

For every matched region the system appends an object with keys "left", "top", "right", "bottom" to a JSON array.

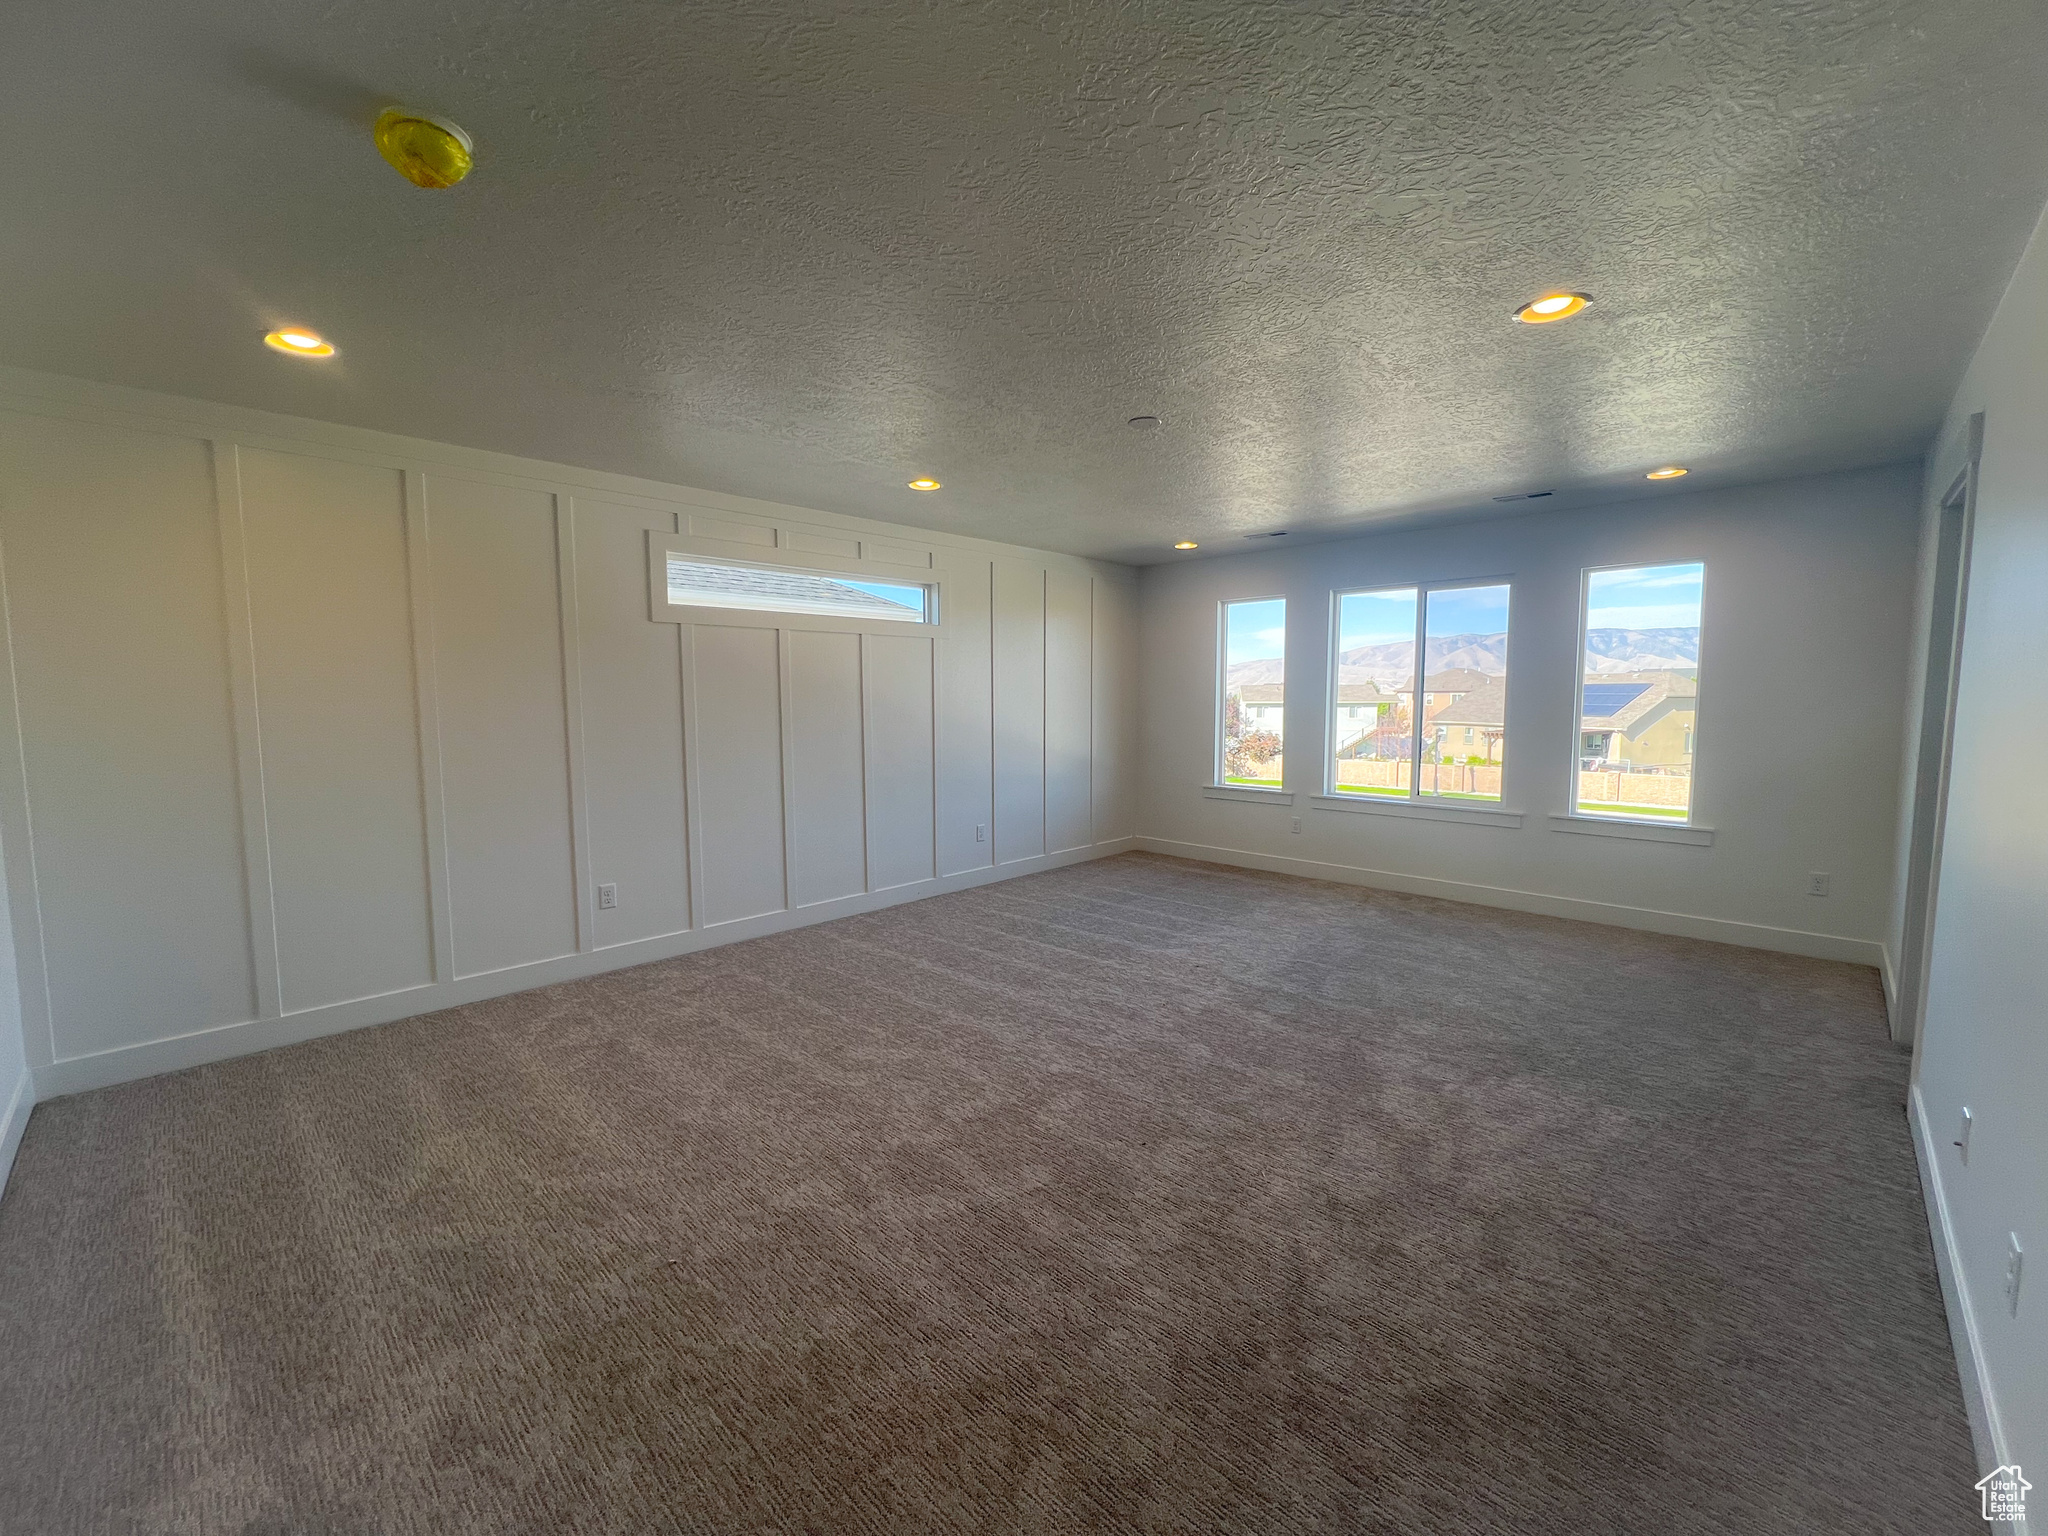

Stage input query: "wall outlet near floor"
[
  {"left": 1956, "top": 1106, "right": 1973, "bottom": 1163},
  {"left": 1291, "top": 816, "right": 1302, "bottom": 834},
  {"left": 2006, "top": 1233, "right": 2024, "bottom": 1317},
  {"left": 975, "top": 823, "right": 987, "bottom": 843},
  {"left": 1807, "top": 872, "right": 1831, "bottom": 897},
  {"left": 597, "top": 882, "right": 618, "bottom": 910}
]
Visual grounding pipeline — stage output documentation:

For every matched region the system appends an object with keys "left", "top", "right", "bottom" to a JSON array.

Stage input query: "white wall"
[
  {"left": 1135, "top": 464, "right": 1923, "bottom": 965},
  {"left": 1904, "top": 203, "right": 2048, "bottom": 1491},
  {"left": 0, "top": 368, "right": 1137, "bottom": 1105}
]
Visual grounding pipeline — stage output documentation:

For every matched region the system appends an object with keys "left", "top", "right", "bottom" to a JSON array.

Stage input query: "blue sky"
[
  {"left": 842, "top": 578, "right": 928, "bottom": 607},
  {"left": 1224, "top": 597, "right": 1287, "bottom": 663},
  {"left": 1335, "top": 584, "right": 1510, "bottom": 649},
  {"left": 1425, "top": 584, "right": 1509, "bottom": 641},
  {"left": 1585, "top": 562, "right": 1705, "bottom": 631},
  {"left": 1337, "top": 588, "right": 1417, "bottom": 649}
]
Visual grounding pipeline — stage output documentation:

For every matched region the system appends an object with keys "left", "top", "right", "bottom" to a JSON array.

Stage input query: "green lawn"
[
  {"left": 1223, "top": 777, "right": 1283, "bottom": 788},
  {"left": 1333, "top": 784, "right": 1502, "bottom": 804},
  {"left": 1576, "top": 802, "right": 1689, "bottom": 820}
]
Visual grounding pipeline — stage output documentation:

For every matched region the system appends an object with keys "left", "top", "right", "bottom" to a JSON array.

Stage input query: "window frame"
[
  {"left": 1215, "top": 594, "right": 1289, "bottom": 791},
  {"left": 1568, "top": 559, "right": 1707, "bottom": 828},
  {"left": 648, "top": 532, "right": 942, "bottom": 634},
  {"left": 1324, "top": 575, "right": 1513, "bottom": 805}
]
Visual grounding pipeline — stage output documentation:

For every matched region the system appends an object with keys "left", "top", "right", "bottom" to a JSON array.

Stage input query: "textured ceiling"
[{"left": 5, "top": 2, "right": 2048, "bottom": 563}]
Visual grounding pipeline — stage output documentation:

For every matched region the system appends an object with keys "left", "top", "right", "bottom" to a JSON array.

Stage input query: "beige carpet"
[{"left": 0, "top": 853, "right": 1976, "bottom": 1533}]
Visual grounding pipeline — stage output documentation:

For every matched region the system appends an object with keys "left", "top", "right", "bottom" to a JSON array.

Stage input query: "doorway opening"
[{"left": 1895, "top": 420, "right": 1979, "bottom": 1047}]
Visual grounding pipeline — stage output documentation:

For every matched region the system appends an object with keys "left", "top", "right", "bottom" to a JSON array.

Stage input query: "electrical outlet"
[
  {"left": 1956, "top": 1106, "right": 1973, "bottom": 1164},
  {"left": 1290, "top": 816, "right": 1302, "bottom": 834},
  {"left": 974, "top": 823, "right": 987, "bottom": 843},
  {"left": 1807, "top": 872, "right": 1831, "bottom": 897},
  {"left": 2005, "top": 1233, "right": 2024, "bottom": 1317},
  {"left": 597, "top": 882, "right": 617, "bottom": 910}
]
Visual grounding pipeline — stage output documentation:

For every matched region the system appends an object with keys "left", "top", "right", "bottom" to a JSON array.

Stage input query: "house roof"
[
  {"left": 1336, "top": 682, "right": 1394, "bottom": 705},
  {"left": 1430, "top": 676, "right": 1507, "bottom": 728},
  {"left": 1234, "top": 683, "right": 1285, "bottom": 704},
  {"left": 1581, "top": 671, "right": 1696, "bottom": 733},
  {"left": 1422, "top": 668, "right": 1491, "bottom": 694}
]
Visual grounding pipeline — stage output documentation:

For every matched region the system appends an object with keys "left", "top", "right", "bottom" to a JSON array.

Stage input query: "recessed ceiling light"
[
  {"left": 264, "top": 328, "right": 335, "bottom": 357},
  {"left": 1173, "top": 541, "right": 1198, "bottom": 550},
  {"left": 1646, "top": 465, "right": 1689, "bottom": 480},
  {"left": 1128, "top": 415, "right": 1163, "bottom": 430},
  {"left": 907, "top": 477, "right": 942, "bottom": 491},
  {"left": 1514, "top": 292, "right": 1590, "bottom": 324}
]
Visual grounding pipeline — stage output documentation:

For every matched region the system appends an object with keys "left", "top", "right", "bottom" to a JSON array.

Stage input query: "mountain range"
[{"left": 1228, "top": 628, "right": 1699, "bottom": 688}]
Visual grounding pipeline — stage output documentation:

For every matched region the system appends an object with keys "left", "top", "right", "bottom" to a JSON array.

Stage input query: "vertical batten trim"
[
  {"left": 1039, "top": 566, "right": 1050, "bottom": 857},
  {"left": 1088, "top": 577, "right": 1099, "bottom": 847},
  {"left": 774, "top": 626, "right": 796, "bottom": 912},
  {"left": 857, "top": 630, "right": 874, "bottom": 894},
  {"left": 554, "top": 494, "right": 597, "bottom": 950},
  {"left": 677, "top": 619, "right": 707, "bottom": 932},
  {"left": 0, "top": 517, "right": 59, "bottom": 1067},
  {"left": 927, "top": 631, "right": 940, "bottom": 881},
  {"left": 987, "top": 562, "right": 998, "bottom": 867},
  {"left": 401, "top": 469, "right": 456, "bottom": 985},
  {"left": 211, "top": 438, "right": 285, "bottom": 1021}
]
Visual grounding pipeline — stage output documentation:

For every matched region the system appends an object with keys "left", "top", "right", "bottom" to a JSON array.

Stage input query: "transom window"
[{"left": 664, "top": 557, "right": 931, "bottom": 623}]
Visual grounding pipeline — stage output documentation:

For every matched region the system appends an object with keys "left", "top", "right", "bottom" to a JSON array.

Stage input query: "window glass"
[
  {"left": 1576, "top": 562, "right": 1704, "bottom": 821},
  {"left": 1220, "top": 598, "right": 1286, "bottom": 787},
  {"left": 1419, "top": 584, "right": 1509, "bottom": 801},
  {"left": 665, "top": 557, "right": 930, "bottom": 622},
  {"left": 1330, "top": 588, "right": 1417, "bottom": 797}
]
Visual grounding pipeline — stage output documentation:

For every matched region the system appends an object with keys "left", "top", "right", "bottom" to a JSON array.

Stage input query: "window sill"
[
  {"left": 1548, "top": 813, "right": 1714, "bottom": 846},
  {"left": 1202, "top": 784, "right": 1296, "bottom": 805},
  {"left": 1308, "top": 795, "right": 1522, "bottom": 828}
]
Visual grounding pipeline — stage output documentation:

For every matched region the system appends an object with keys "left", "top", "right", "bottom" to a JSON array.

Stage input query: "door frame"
[{"left": 1896, "top": 413, "right": 1981, "bottom": 1050}]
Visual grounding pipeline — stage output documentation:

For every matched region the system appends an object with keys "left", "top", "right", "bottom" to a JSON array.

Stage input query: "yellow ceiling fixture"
[
  {"left": 1645, "top": 465, "right": 1689, "bottom": 480},
  {"left": 374, "top": 107, "right": 475, "bottom": 189},
  {"left": 1514, "top": 291, "right": 1590, "bottom": 324},
  {"left": 263, "top": 327, "right": 336, "bottom": 358},
  {"left": 1173, "top": 541, "right": 1198, "bottom": 550},
  {"left": 907, "top": 477, "right": 942, "bottom": 491}
]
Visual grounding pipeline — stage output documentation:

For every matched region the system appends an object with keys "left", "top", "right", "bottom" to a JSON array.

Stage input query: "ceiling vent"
[{"left": 1491, "top": 490, "right": 1555, "bottom": 502}]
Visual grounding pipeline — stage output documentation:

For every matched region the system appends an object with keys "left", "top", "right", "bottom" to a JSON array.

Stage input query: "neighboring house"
[
  {"left": 1578, "top": 672, "right": 1697, "bottom": 769},
  {"left": 1428, "top": 676, "right": 1507, "bottom": 762},
  {"left": 1234, "top": 678, "right": 1403, "bottom": 757},
  {"left": 1231, "top": 681, "right": 1287, "bottom": 738},
  {"left": 1331, "top": 680, "right": 1398, "bottom": 754},
  {"left": 1396, "top": 668, "right": 1493, "bottom": 722}
]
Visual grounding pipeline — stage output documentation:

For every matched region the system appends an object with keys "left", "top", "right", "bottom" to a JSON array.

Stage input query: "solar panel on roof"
[{"left": 1581, "top": 682, "right": 1651, "bottom": 717}]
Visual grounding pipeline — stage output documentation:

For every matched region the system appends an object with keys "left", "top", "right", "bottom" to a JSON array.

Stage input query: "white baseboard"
[
  {"left": 1133, "top": 836, "right": 1887, "bottom": 969},
  {"left": 1909, "top": 1084, "right": 2025, "bottom": 1532},
  {"left": 30, "top": 837, "right": 1134, "bottom": 1100},
  {"left": 0, "top": 1063, "right": 33, "bottom": 1198}
]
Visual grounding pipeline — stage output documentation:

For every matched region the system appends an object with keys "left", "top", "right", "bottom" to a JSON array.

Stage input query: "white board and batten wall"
[{"left": 0, "top": 369, "right": 1137, "bottom": 1103}]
